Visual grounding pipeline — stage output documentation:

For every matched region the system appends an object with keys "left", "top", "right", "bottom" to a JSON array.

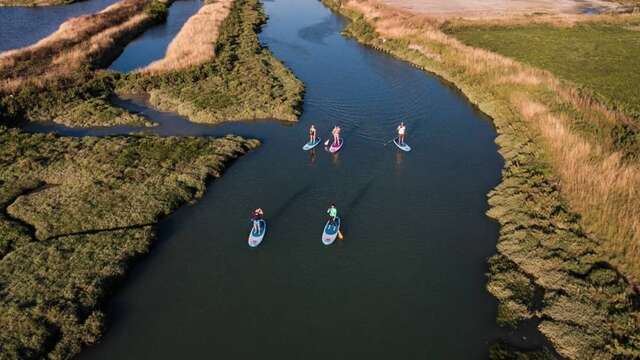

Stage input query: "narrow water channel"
[
  {"left": 109, "top": 0, "right": 202, "bottom": 72},
  {"left": 13, "top": 0, "right": 543, "bottom": 357}
]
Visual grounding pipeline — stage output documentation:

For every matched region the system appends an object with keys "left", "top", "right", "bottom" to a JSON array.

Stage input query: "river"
[
  {"left": 4, "top": 0, "right": 544, "bottom": 357},
  {"left": 0, "top": 0, "right": 118, "bottom": 52}
]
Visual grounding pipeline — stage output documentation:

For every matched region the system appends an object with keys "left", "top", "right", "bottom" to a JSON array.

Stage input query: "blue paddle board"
[
  {"left": 248, "top": 219, "right": 266, "bottom": 247},
  {"left": 322, "top": 217, "right": 340, "bottom": 245},
  {"left": 303, "top": 137, "right": 321, "bottom": 151}
]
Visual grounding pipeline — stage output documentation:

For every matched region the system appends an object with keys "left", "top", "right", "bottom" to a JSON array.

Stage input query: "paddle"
[{"left": 383, "top": 137, "right": 398, "bottom": 146}]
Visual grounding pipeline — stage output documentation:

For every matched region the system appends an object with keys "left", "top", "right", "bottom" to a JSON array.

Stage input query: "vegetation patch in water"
[
  {"left": 119, "top": 0, "right": 304, "bottom": 123},
  {"left": 321, "top": 0, "right": 640, "bottom": 358},
  {"left": 0, "top": 0, "right": 169, "bottom": 127},
  {"left": 0, "top": 0, "right": 303, "bottom": 127},
  {"left": 0, "top": 126, "right": 259, "bottom": 359}
]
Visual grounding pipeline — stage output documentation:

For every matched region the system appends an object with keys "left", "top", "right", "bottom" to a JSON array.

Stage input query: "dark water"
[
  {"left": 19, "top": 0, "right": 548, "bottom": 358},
  {"left": 0, "top": 0, "right": 118, "bottom": 52},
  {"left": 109, "top": 0, "right": 202, "bottom": 72}
]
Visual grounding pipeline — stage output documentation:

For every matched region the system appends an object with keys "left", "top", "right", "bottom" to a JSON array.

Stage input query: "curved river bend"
[{"left": 6, "top": 0, "right": 546, "bottom": 357}]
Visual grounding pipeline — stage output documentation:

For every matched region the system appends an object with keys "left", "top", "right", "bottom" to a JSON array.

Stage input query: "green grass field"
[{"left": 447, "top": 20, "right": 640, "bottom": 120}]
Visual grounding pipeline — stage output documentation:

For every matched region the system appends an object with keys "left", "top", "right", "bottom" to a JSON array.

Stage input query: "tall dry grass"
[
  {"left": 339, "top": 0, "right": 640, "bottom": 279},
  {"left": 0, "top": 0, "right": 160, "bottom": 94},
  {"left": 516, "top": 98, "right": 640, "bottom": 269},
  {"left": 142, "top": 0, "right": 234, "bottom": 73}
]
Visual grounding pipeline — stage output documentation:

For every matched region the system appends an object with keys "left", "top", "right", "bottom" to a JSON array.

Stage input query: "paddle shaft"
[{"left": 383, "top": 137, "right": 398, "bottom": 146}]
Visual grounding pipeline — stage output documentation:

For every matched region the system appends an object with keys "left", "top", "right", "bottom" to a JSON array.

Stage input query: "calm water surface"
[
  {"left": 0, "top": 0, "right": 118, "bottom": 52},
  {"left": 19, "top": 0, "right": 547, "bottom": 358},
  {"left": 109, "top": 0, "right": 202, "bottom": 72}
]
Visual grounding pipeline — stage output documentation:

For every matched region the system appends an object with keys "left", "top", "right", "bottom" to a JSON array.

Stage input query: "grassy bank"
[
  {"left": 0, "top": 0, "right": 169, "bottom": 127},
  {"left": 142, "top": 0, "right": 234, "bottom": 72},
  {"left": 445, "top": 17, "right": 640, "bottom": 121},
  {"left": 0, "top": 0, "right": 303, "bottom": 127},
  {"left": 119, "top": 0, "right": 304, "bottom": 123},
  {"left": 0, "top": 126, "right": 259, "bottom": 359},
  {"left": 0, "top": 0, "right": 297, "bottom": 358},
  {"left": 438, "top": 14, "right": 640, "bottom": 283},
  {"left": 320, "top": 0, "right": 640, "bottom": 358}
]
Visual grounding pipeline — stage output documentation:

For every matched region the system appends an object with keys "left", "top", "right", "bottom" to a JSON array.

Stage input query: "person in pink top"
[{"left": 331, "top": 125, "right": 341, "bottom": 146}]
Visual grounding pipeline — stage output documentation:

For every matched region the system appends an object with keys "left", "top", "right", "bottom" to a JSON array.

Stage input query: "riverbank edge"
[
  {"left": 0, "top": 0, "right": 304, "bottom": 128},
  {"left": 117, "top": 0, "right": 305, "bottom": 124},
  {"left": 0, "top": 0, "right": 171, "bottom": 128},
  {"left": 0, "top": 130, "right": 261, "bottom": 359},
  {"left": 319, "top": 0, "right": 639, "bottom": 358}
]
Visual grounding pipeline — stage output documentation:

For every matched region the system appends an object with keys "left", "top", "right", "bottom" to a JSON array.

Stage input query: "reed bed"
[
  {"left": 143, "top": 0, "right": 234, "bottom": 73},
  {"left": 0, "top": 0, "right": 165, "bottom": 94}
]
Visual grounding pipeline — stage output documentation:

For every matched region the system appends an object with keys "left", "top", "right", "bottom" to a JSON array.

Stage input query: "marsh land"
[{"left": 0, "top": 0, "right": 638, "bottom": 358}]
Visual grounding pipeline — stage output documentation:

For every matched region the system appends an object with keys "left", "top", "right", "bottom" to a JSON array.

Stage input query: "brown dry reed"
[
  {"left": 142, "top": 0, "right": 234, "bottom": 73},
  {"left": 0, "top": 0, "right": 164, "bottom": 94}
]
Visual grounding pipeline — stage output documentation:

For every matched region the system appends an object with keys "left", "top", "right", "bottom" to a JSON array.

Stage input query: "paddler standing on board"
[
  {"left": 326, "top": 204, "right": 344, "bottom": 239},
  {"left": 397, "top": 122, "right": 406, "bottom": 145},
  {"left": 332, "top": 125, "right": 341, "bottom": 146},
  {"left": 309, "top": 124, "right": 317, "bottom": 144},
  {"left": 327, "top": 204, "right": 338, "bottom": 225},
  {"left": 251, "top": 208, "right": 264, "bottom": 234}
]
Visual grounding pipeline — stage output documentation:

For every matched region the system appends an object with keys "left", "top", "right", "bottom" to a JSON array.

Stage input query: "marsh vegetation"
[
  {"left": 0, "top": 0, "right": 301, "bottom": 358},
  {"left": 0, "top": 0, "right": 303, "bottom": 128},
  {"left": 0, "top": 127, "right": 259, "bottom": 359},
  {"left": 142, "top": 0, "right": 234, "bottom": 73},
  {"left": 120, "top": 0, "right": 304, "bottom": 123},
  {"left": 0, "top": 0, "right": 169, "bottom": 127},
  {"left": 321, "top": 0, "right": 640, "bottom": 357}
]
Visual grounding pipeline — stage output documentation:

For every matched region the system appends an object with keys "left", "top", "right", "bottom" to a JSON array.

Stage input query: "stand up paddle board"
[
  {"left": 393, "top": 138, "right": 411, "bottom": 152},
  {"left": 328, "top": 138, "right": 343, "bottom": 153},
  {"left": 303, "top": 137, "right": 321, "bottom": 151},
  {"left": 322, "top": 217, "right": 340, "bottom": 245},
  {"left": 248, "top": 219, "right": 266, "bottom": 247}
]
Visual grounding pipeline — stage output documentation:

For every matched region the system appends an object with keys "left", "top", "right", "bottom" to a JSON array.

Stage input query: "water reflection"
[
  {"left": 308, "top": 148, "right": 317, "bottom": 165},
  {"left": 395, "top": 150, "right": 404, "bottom": 172}
]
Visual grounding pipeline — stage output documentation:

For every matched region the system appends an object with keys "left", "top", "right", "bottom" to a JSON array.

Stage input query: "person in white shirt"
[{"left": 397, "top": 122, "right": 406, "bottom": 145}]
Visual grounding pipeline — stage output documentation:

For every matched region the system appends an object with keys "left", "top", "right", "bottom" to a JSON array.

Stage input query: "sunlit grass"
[
  {"left": 447, "top": 19, "right": 640, "bottom": 120},
  {"left": 321, "top": 0, "right": 640, "bottom": 357}
]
